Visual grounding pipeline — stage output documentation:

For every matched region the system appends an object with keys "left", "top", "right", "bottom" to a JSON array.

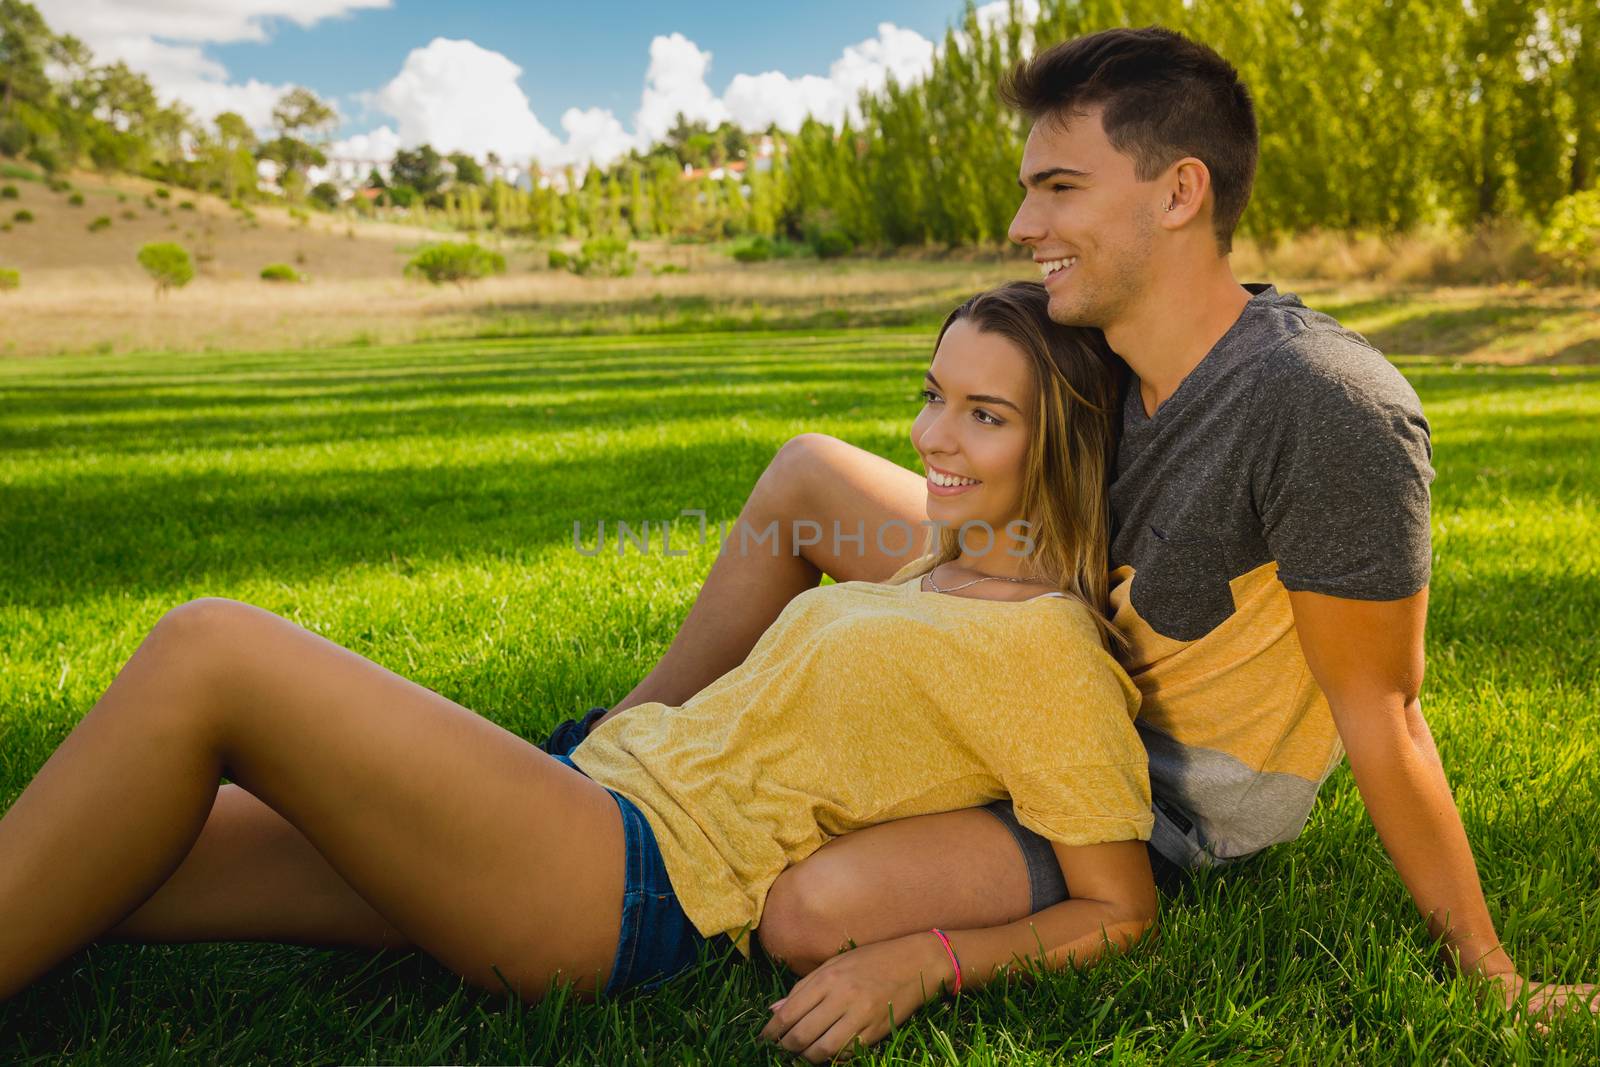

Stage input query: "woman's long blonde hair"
[{"left": 911, "top": 280, "right": 1127, "bottom": 649}]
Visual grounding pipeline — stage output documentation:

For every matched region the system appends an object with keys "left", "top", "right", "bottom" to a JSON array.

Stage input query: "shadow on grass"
[
  {"left": 441, "top": 286, "right": 976, "bottom": 338},
  {"left": 0, "top": 334, "right": 928, "bottom": 456}
]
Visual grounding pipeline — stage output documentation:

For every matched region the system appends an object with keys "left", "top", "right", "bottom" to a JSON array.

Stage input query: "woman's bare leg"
[
  {"left": 103, "top": 784, "right": 412, "bottom": 950},
  {"left": 87, "top": 435, "right": 922, "bottom": 965},
  {"left": 608, "top": 433, "right": 927, "bottom": 717},
  {"left": 0, "top": 597, "right": 624, "bottom": 1002},
  {"left": 758, "top": 809, "right": 1035, "bottom": 974}
]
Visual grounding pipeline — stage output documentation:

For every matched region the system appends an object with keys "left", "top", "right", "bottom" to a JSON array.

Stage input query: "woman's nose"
[{"left": 918, "top": 409, "right": 959, "bottom": 455}]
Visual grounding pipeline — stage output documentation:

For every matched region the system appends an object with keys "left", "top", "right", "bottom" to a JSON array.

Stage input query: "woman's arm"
[{"left": 758, "top": 837, "right": 1158, "bottom": 1063}]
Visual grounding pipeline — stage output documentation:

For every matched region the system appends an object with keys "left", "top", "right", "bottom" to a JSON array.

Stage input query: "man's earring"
[{"left": 1164, "top": 198, "right": 1175, "bottom": 213}]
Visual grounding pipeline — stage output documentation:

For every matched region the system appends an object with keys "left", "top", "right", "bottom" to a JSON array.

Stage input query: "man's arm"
[{"left": 1289, "top": 586, "right": 1598, "bottom": 1017}]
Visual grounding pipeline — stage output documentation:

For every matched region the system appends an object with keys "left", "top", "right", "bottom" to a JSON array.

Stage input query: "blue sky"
[
  {"left": 35, "top": 1, "right": 1017, "bottom": 167},
  {"left": 206, "top": 2, "right": 966, "bottom": 133}
]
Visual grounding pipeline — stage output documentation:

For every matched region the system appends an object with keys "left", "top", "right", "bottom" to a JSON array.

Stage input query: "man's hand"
[
  {"left": 1288, "top": 587, "right": 1599, "bottom": 1021},
  {"left": 758, "top": 933, "right": 952, "bottom": 1062}
]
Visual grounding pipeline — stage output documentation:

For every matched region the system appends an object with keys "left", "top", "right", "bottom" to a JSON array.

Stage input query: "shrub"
[
  {"left": 288, "top": 206, "right": 310, "bottom": 225},
  {"left": 651, "top": 263, "right": 688, "bottom": 275},
  {"left": 547, "top": 248, "right": 571, "bottom": 270},
  {"left": 0, "top": 184, "right": 16, "bottom": 199},
  {"left": 404, "top": 241, "right": 506, "bottom": 285},
  {"left": 121, "top": 209, "right": 137, "bottom": 221},
  {"left": 310, "top": 182, "right": 341, "bottom": 210},
  {"left": 67, "top": 191, "right": 84, "bottom": 206},
  {"left": 178, "top": 200, "right": 196, "bottom": 211},
  {"left": 731, "top": 235, "right": 775, "bottom": 263},
  {"left": 260, "top": 263, "right": 303, "bottom": 283},
  {"left": 1537, "top": 188, "right": 1600, "bottom": 283},
  {"left": 13, "top": 209, "right": 32, "bottom": 223},
  {"left": 46, "top": 177, "right": 70, "bottom": 193},
  {"left": 0, "top": 162, "right": 38, "bottom": 181},
  {"left": 573, "top": 235, "right": 636, "bottom": 277},
  {"left": 155, "top": 187, "right": 170, "bottom": 199},
  {"left": 0, "top": 268, "right": 18, "bottom": 292},
  {"left": 29, "top": 145, "right": 60, "bottom": 174},
  {"left": 136, "top": 241, "right": 194, "bottom": 295},
  {"left": 810, "top": 228, "right": 854, "bottom": 258},
  {"left": 87, "top": 215, "right": 112, "bottom": 232}
]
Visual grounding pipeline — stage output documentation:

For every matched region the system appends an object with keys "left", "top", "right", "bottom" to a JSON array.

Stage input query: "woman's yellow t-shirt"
[{"left": 571, "top": 559, "right": 1152, "bottom": 952}]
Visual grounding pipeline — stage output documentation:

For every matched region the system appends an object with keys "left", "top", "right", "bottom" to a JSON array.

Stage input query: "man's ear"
[{"left": 1157, "top": 157, "right": 1210, "bottom": 232}]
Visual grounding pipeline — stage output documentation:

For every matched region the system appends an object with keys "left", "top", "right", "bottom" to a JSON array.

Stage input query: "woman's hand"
[
  {"left": 758, "top": 932, "right": 954, "bottom": 1062},
  {"left": 1489, "top": 971, "right": 1600, "bottom": 1031}
]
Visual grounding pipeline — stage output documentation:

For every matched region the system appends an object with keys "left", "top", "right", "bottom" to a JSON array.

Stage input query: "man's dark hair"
[{"left": 1001, "top": 26, "right": 1257, "bottom": 254}]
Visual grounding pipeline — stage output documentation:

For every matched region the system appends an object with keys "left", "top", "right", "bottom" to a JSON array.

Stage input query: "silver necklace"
[{"left": 923, "top": 563, "right": 1043, "bottom": 594}]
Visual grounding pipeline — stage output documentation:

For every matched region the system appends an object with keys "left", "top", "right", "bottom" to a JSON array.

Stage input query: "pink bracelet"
[{"left": 929, "top": 928, "right": 962, "bottom": 995}]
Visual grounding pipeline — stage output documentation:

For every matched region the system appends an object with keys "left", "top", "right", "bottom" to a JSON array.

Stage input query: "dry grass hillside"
[{"left": 0, "top": 160, "right": 1595, "bottom": 363}]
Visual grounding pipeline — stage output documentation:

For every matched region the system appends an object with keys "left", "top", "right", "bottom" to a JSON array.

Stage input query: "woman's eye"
[
  {"left": 918, "top": 388, "right": 941, "bottom": 403},
  {"left": 974, "top": 409, "right": 1002, "bottom": 425},
  {"left": 1052, "top": 184, "right": 1073, "bottom": 193}
]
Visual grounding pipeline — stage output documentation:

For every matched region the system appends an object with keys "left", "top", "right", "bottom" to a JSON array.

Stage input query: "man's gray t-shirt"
[{"left": 1103, "top": 284, "right": 1434, "bottom": 867}]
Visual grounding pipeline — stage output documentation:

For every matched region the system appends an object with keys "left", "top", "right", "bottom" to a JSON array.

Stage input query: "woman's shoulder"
[{"left": 881, "top": 553, "right": 938, "bottom": 586}]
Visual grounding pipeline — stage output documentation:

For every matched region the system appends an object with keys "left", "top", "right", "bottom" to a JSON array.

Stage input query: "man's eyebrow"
[
  {"left": 924, "top": 371, "right": 1023, "bottom": 413},
  {"left": 1018, "top": 166, "right": 1092, "bottom": 189}
]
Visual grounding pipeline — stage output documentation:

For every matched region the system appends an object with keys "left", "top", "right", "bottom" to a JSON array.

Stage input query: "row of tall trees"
[
  {"left": 795, "top": 0, "right": 1600, "bottom": 246},
  {"left": 5, "top": 0, "right": 1596, "bottom": 248},
  {"left": 398, "top": 0, "right": 1600, "bottom": 247}
]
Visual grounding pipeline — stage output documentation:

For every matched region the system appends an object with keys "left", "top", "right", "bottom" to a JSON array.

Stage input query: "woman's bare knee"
[
  {"left": 758, "top": 432, "right": 927, "bottom": 584},
  {"left": 759, "top": 860, "right": 860, "bottom": 974},
  {"left": 760, "top": 809, "right": 1035, "bottom": 975}
]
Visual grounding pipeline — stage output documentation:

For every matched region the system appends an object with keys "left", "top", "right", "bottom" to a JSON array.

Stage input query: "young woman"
[{"left": 0, "top": 281, "right": 1154, "bottom": 1062}]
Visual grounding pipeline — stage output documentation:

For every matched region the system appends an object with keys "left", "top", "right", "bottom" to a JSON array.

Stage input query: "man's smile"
[{"left": 1037, "top": 256, "right": 1078, "bottom": 282}]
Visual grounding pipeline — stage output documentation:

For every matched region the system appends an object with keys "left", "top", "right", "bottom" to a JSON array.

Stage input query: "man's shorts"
[{"left": 982, "top": 800, "right": 1187, "bottom": 908}]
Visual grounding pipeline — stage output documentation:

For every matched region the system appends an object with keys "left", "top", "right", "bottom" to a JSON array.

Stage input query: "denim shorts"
[
  {"left": 547, "top": 710, "right": 715, "bottom": 997},
  {"left": 983, "top": 800, "right": 1187, "bottom": 907}
]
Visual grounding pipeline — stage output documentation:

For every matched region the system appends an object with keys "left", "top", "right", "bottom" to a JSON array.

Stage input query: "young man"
[{"left": 562, "top": 25, "right": 1597, "bottom": 1057}]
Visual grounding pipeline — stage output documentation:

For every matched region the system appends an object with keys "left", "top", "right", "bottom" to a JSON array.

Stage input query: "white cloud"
[
  {"left": 721, "top": 22, "right": 935, "bottom": 133},
  {"left": 558, "top": 107, "right": 636, "bottom": 173},
  {"left": 327, "top": 123, "right": 402, "bottom": 161},
  {"left": 723, "top": 70, "right": 841, "bottom": 133},
  {"left": 633, "top": 33, "right": 731, "bottom": 147},
  {"left": 974, "top": 0, "right": 1041, "bottom": 34},
  {"left": 33, "top": 0, "right": 389, "bottom": 129},
  {"left": 369, "top": 38, "right": 561, "bottom": 162}
]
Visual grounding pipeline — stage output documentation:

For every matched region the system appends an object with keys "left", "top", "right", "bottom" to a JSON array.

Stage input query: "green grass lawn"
[{"left": 1, "top": 326, "right": 1597, "bottom": 1064}]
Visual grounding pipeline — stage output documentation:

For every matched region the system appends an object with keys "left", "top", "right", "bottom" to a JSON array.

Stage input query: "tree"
[
  {"left": 136, "top": 241, "right": 193, "bottom": 296},
  {"left": 448, "top": 151, "right": 485, "bottom": 187},
  {"left": 391, "top": 143, "right": 447, "bottom": 205},
  {"left": 0, "top": 0, "right": 53, "bottom": 126},
  {"left": 261, "top": 86, "right": 335, "bottom": 202},
  {"left": 205, "top": 111, "right": 257, "bottom": 201},
  {"left": 271, "top": 86, "right": 336, "bottom": 142}
]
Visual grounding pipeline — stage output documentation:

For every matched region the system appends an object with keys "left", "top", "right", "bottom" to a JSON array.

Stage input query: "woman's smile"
[{"left": 925, "top": 462, "right": 983, "bottom": 496}]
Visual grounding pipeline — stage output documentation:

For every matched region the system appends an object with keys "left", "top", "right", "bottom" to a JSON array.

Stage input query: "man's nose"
[{"left": 1008, "top": 194, "right": 1042, "bottom": 247}]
